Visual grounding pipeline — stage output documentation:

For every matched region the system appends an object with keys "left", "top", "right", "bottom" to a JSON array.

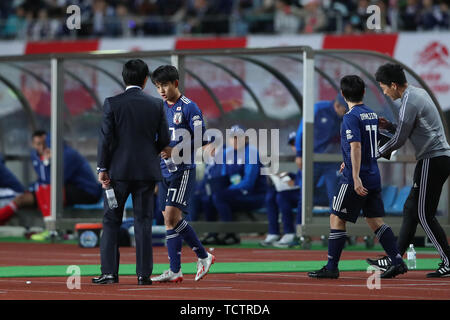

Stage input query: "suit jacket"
[{"left": 97, "top": 87, "right": 170, "bottom": 181}]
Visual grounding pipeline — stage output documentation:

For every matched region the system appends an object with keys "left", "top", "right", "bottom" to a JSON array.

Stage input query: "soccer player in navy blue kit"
[
  {"left": 150, "top": 65, "right": 215, "bottom": 283},
  {"left": 308, "top": 75, "right": 407, "bottom": 279}
]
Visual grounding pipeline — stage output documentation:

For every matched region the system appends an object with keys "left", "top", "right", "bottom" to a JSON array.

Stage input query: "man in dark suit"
[{"left": 93, "top": 59, "right": 170, "bottom": 285}]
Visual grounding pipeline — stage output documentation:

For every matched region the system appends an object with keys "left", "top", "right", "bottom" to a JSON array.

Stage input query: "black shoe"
[
  {"left": 366, "top": 255, "right": 392, "bottom": 272},
  {"left": 137, "top": 276, "right": 152, "bottom": 285},
  {"left": 201, "top": 233, "right": 220, "bottom": 245},
  {"left": 308, "top": 266, "right": 339, "bottom": 279},
  {"left": 380, "top": 262, "right": 408, "bottom": 279},
  {"left": 219, "top": 233, "right": 241, "bottom": 245},
  {"left": 92, "top": 274, "right": 118, "bottom": 284},
  {"left": 426, "top": 262, "right": 450, "bottom": 278}
]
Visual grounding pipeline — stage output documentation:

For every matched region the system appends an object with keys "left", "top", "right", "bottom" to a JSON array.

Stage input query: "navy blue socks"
[
  {"left": 174, "top": 219, "right": 208, "bottom": 259},
  {"left": 375, "top": 224, "right": 403, "bottom": 265},
  {"left": 326, "top": 229, "right": 347, "bottom": 271},
  {"left": 166, "top": 229, "right": 182, "bottom": 273}
]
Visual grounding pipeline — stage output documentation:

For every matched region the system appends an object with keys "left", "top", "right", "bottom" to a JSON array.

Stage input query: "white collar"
[{"left": 126, "top": 85, "right": 142, "bottom": 91}]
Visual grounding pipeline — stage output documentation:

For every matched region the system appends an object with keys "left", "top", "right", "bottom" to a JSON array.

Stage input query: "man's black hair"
[
  {"left": 375, "top": 63, "right": 407, "bottom": 86},
  {"left": 340, "top": 75, "right": 365, "bottom": 103},
  {"left": 122, "top": 59, "right": 150, "bottom": 87},
  {"left": 151, "top": 65, "right": 179, "bottom": 84},
  {"left": 32, "top": 130, "right": 47, "bottom": 138}
]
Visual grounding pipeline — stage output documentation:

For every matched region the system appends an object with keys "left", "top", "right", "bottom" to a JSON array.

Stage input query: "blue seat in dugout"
[
  {"left": 73, "top": 198, "right": 103, "bottom": 210},
  {"left": 382, "top": 185, "right": 398, "bottom": 213},
  {"left": 73, "top": 194, "right": 134, "bottom": 210},
  {"left": 386, "top": 185, "right": 411, "bottom": 216}
]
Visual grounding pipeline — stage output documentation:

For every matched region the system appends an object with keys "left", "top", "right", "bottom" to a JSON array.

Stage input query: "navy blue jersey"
[
  {"left": 0, "top": 154, "right": 24, "bottom": 193},
  {"left": 340, "top": 104, "right": 381, "bottom": 190},
  {"left": 222, "top": 144, "right": 267, "bottom": 193},
  {"left": 161, "top": 95, "right": 206, "bottom": 178},
  {"left": 295, "top": 100, "right": 341, "bottom": 157},
  {"left": 31, "top": 137, "right": 101, "bottom": 198}
]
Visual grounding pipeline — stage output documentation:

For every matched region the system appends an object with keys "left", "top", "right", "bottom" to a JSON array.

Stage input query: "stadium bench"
[
  {"left": 386, "top": 185, "right": 411, "bottom": 216},
  {"left": 382, "top": 185, "right": 398, "bottom": 213}
]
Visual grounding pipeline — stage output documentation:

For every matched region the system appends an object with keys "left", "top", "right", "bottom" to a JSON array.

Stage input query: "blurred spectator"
[
  {"left": 274, "top": 0, "right": 301, "bottom": 34},
  {"left": 1, "top": 5, "right": 26, "bottom": 39},
  {"left": 0, "top": 0, "right": 449, "bottom": 39},
  {"left": 92, "top": 0, "right": 108, "bottom": 36},
  {"left": 294, "top": 0, "right": 327, "bottom": 33},
  {"left": 348, "top": 0, "right": 371, "bottom": 32},
  {"left": 419, "top": 0, "right": 449, "bottom": 30},
  {"left": 234, "top": 0, "right": 275, "bottom": 34},
  {"left": 399, "top": 0, "right": 422, "bottom": 30},
  {"left": 182, "top": 0, "right": 233, "bottom": 34},
  {"left": 28, "top": 8, "right": 52, "bottom": 40}
]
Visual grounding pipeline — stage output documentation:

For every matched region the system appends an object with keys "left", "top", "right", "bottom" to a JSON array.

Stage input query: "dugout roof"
[{"left": 0, "top": 48, "right": 447, "bottom": 158}]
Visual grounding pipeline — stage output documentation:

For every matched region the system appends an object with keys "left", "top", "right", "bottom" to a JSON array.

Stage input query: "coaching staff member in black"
[
  {"left": 367, "top": 63, "right": 450, "bottom": 278},
  {"left": 93, "top": 59, "right": 170, "bottom": 285}
]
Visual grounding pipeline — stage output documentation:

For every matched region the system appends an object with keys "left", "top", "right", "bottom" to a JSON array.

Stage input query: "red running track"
[{"left": 0, "top": 242, "right": 449, "bottom": 300}]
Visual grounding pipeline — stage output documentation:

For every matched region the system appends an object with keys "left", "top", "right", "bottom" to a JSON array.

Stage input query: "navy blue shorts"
[
  {"left": 331, "top": 182, "right": 385, "bottom": 223},
  {"left": 158, "top": 169, "right": 196, "bottom": 213}
]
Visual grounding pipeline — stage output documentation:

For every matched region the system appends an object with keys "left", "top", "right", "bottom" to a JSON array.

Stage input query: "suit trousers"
[{"left": 100, "top": 180, "right": 155, "bottom": 277}]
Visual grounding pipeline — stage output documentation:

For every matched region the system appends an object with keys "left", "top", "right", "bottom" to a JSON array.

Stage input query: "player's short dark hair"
[
  {"left": 32, "top": 130, "right": 47, "bottom": 139},
  {"left": 122, "top": 59, "right": 150, "bottom": 87},
  {"left": 375, "top": 63, "right": 407, "bottom": 86},
  {"left": 340, "top": 75, "right": 365, "bottom": 103},
  {"left": 151, "top": 65, "right": 179, "bottom": 84}
]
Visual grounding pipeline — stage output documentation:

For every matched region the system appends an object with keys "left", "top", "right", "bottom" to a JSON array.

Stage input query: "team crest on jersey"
[
  {"left": 176, "top": 106, "right": 182, "bottom": 111},
  {"left": 173, "top": 112, "right": 183, "bottom": 125}
]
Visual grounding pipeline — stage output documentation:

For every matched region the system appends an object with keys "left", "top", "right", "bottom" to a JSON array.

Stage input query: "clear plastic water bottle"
[
  {"left": 406, "top": 243, "right": 416, "bottom": 269},
  {"left": 105, "top": 186, "right": 118, "bottom": 209},
  {"left": 164, "top": 157, "right": 178, "bottom": 173}
]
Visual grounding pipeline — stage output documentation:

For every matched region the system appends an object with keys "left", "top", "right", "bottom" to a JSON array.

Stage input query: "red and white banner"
[
  {"left": 394, "top": 34, "right": 450, "bottom": 112},
  {"left": 1, "top": 32, "right": 450, "bottom": 111}
]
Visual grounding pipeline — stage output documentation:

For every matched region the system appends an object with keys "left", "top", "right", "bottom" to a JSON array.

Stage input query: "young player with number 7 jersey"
[
  {"left": 150, "top": 65, "right": 215, "bottom": 283},
  {"left": 308, "top": 75, "right": 407, "bottom": 279}
]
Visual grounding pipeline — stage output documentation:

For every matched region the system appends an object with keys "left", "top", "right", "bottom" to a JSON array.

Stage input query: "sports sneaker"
[
  {"left": 366, "top": 255, "right": 392, "bottom": 272},
  {"left": 426, "top": 262, "right": 450, "bottom": 278},
  {"left": 195, "top": 252, "right": 216, "bottom": 281},
  {"left": 30, "top": 230, "right": 50, "bottom": 241},
  {"left": 259, "top": 234, "right": 280, "bottom": 247},
  {"left": 219, "top": 233, "right": 240, "bottom": 245},
  {"left": 273, "top": 233, "right": 298, "bottom": 248},
  {"left": 201, "top": 233, "right": 220, "bottom": 245},
  {"left": 308, "top": 266, "right": 339, "bottom": 279},
  {"left": 380, "top": 261, "right": 408, "bottom": 279},
  {"left": 151, "top": 269, "right": 183, "bottom": 283}
]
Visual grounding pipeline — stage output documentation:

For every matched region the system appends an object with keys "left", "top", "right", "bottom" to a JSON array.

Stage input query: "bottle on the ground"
[{"left": 406, "top": 243, "right": 416, "bottom": 269}]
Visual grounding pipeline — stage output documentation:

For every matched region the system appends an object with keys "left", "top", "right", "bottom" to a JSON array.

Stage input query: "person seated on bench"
[
  {"left": 0, "top": 131, "right": 102, "bottom": 240},
  {"left": 293, "top": 94, "right": 347, "bottom": 235},
  {"left": 211, "top": 125, "right": 267, "bottom": 245},
  {"left": 260, "top": 132, "right": 301, "bottom": 248},
  {"left": 0, "top": 153, "right": 26, "bottom": 224},
  {"left": 194, "top": 141, "right": 229, "bottom": 244}
]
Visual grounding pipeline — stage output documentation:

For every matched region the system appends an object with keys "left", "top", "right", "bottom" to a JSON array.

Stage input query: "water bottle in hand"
[
  {"left": 406, "top": 243, "right": 416, "bottom": 269},
  {"left": 105, "top": 186, "right": 118, "bottom": 209},
  {"left": 164, "top": 157, "right": 178, "bottom": 173}
]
